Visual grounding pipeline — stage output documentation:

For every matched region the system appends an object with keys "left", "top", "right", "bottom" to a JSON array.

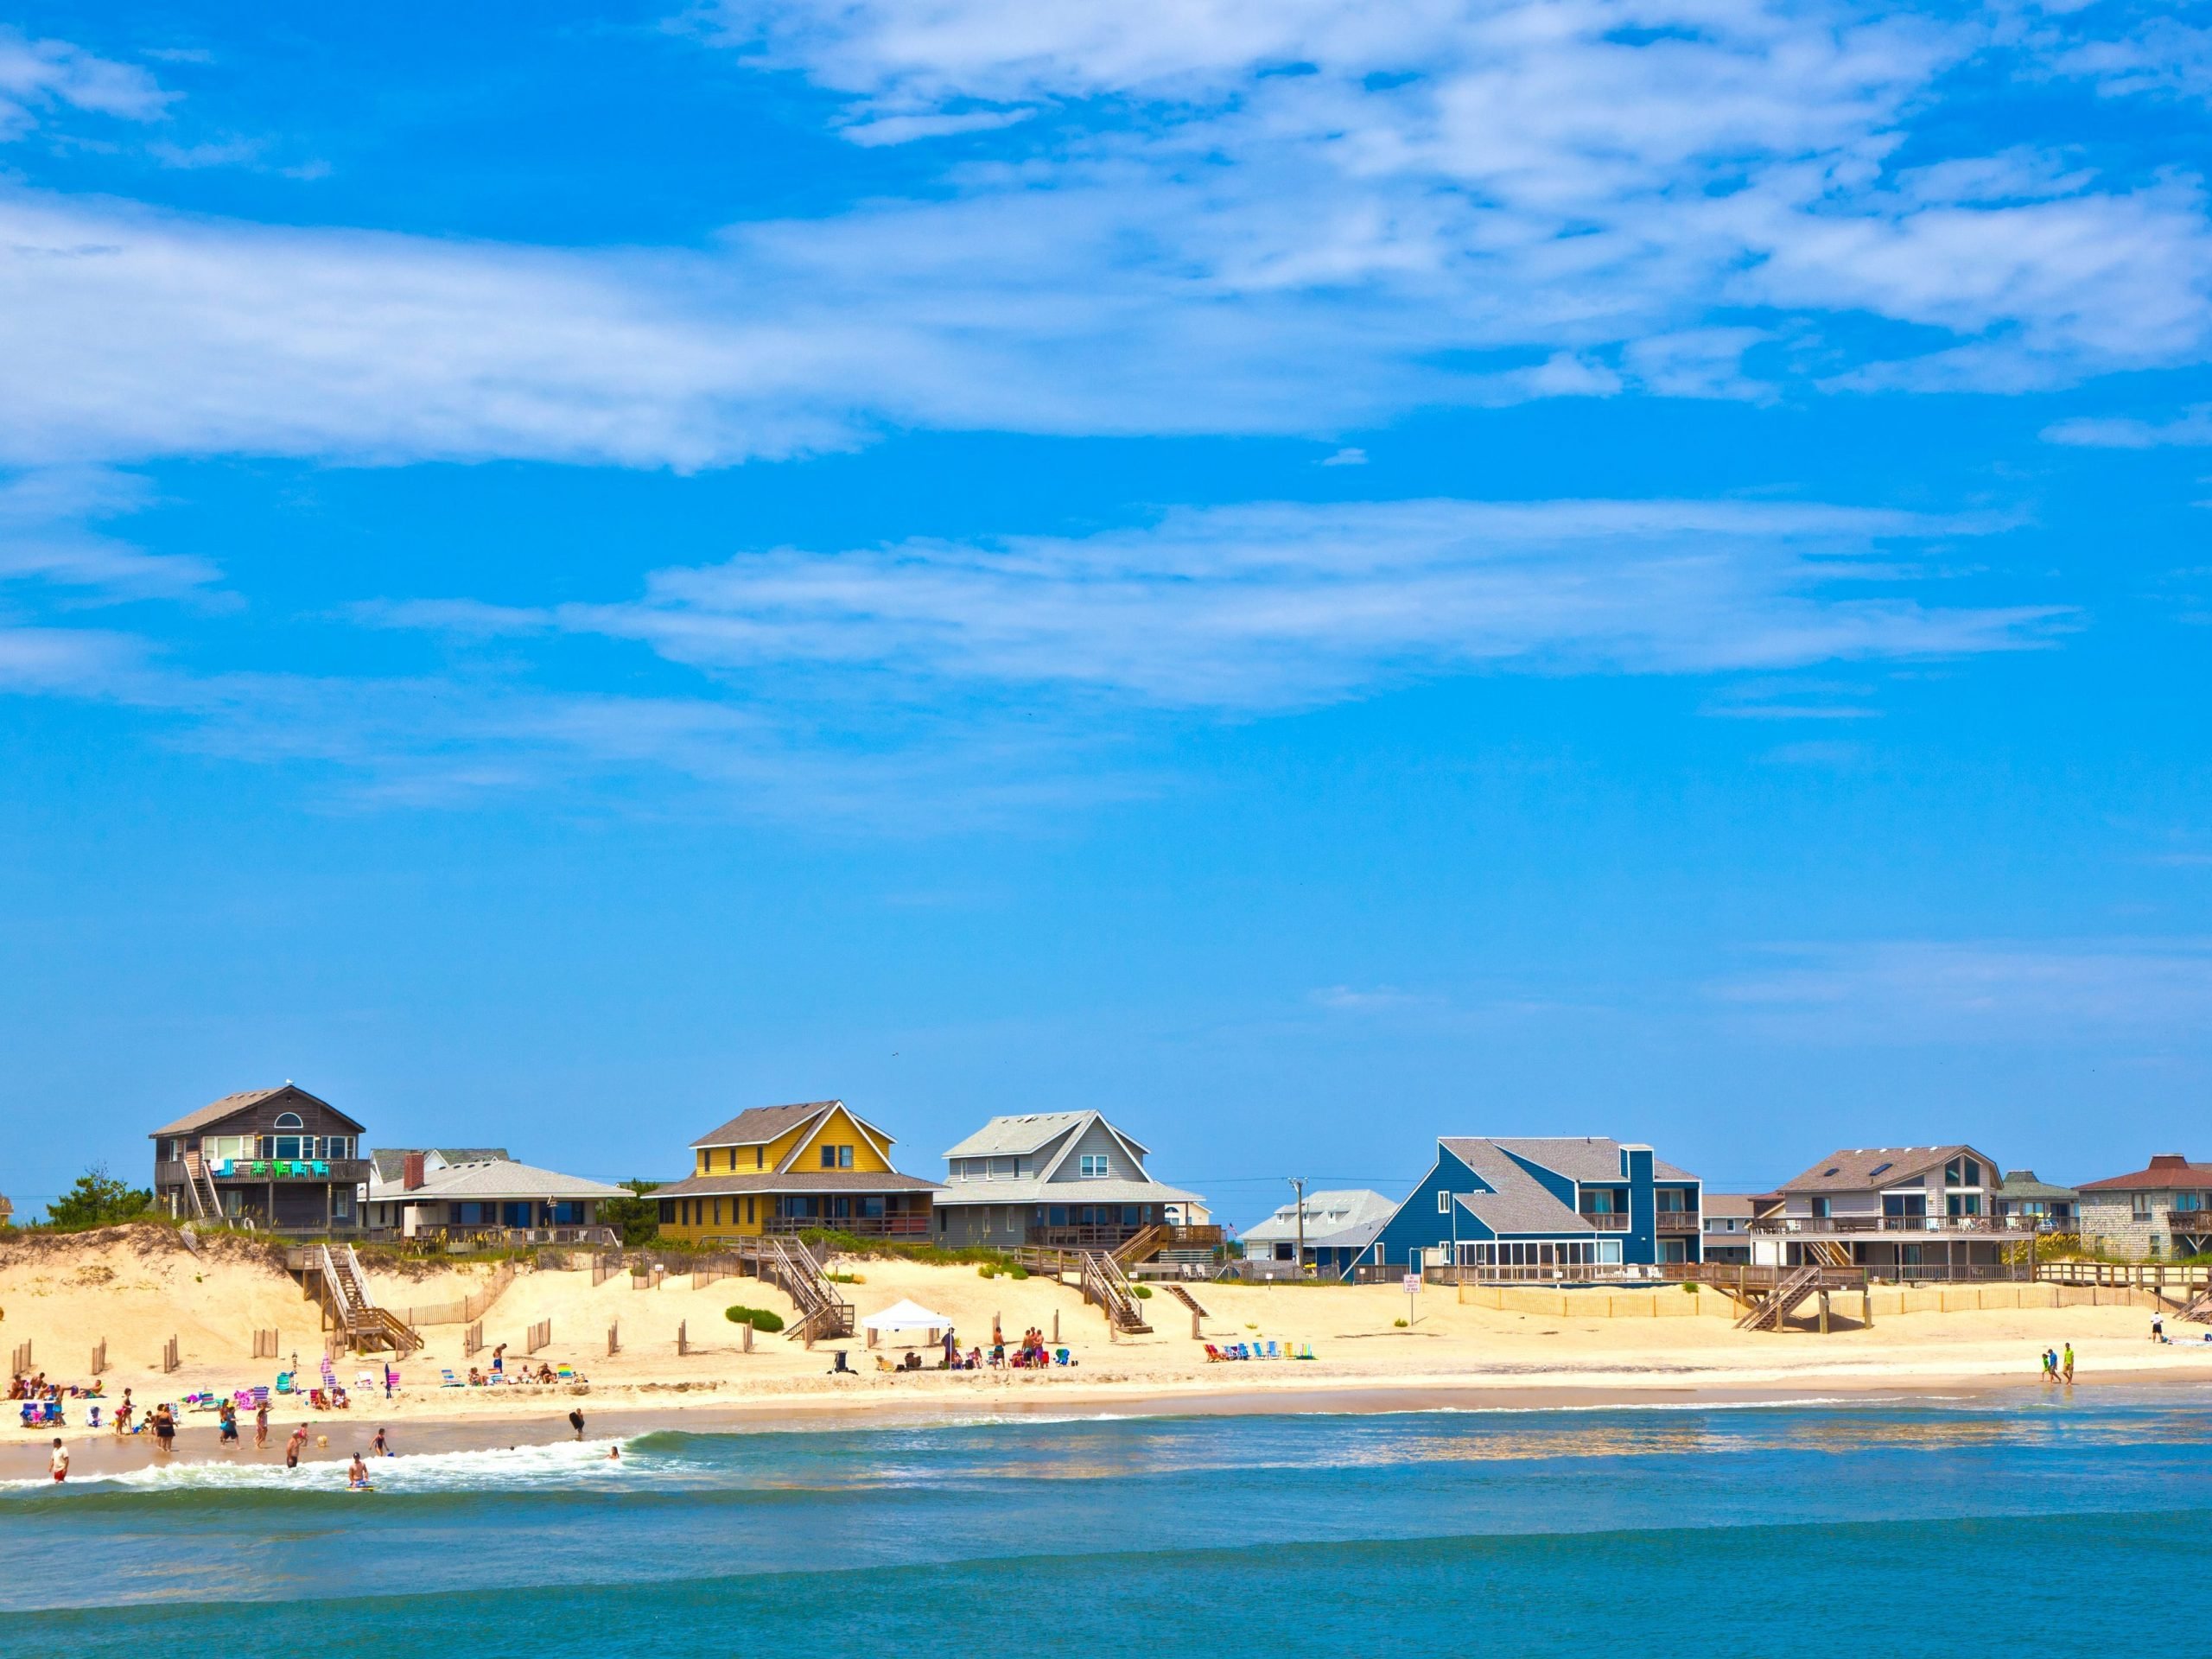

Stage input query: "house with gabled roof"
[
  {"left": 1241, "top": 1189, "right": 1396, "bottom": 1277},
  {"left": 363, "top": 1148, "right": 626, "bottom": 1243},
  {"left": 1370, "top": 1136, "right": 1703, "bottom": 1275},
  {"left": 652, "top": 1100, "right": 940, "bottom": 1244},
  {"left": 148, "top": 1083, "right": 369, "bottom": 1234},
  {"left": 1748, "top": 1144, "right": 2020, "bottom": 1272},
  {"left": 2076, "top": 1154, "right": 2212, "bottom": 1261},
  {"left": 933, "top": 1111, "right": 1210, "bottom": 1254}
]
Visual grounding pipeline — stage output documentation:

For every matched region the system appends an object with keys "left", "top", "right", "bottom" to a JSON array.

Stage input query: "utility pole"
[{"left": 1288, "top": 1177, "right": 1307, "bottom": 1279}]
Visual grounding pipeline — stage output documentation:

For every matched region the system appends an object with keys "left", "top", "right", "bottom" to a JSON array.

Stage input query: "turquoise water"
[{"left": 3, "top": 1391, "right": 2206, "bottom": 1654}]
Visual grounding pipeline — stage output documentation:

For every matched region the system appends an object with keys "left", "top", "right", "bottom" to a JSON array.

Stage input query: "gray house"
[
  {"left": 2077, "top": 1154, "right": 2212, "bottom": 1260},
  {"left": 934, "top": 1111, "right": 1207, "bottom": 1253},
  {"left": 1240, "top": 1189, "right": 1395, "bottom": 1277}
]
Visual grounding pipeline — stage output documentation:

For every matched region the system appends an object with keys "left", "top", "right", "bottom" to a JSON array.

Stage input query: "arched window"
[{"left": 274, "top": 1111, "right": 302, "bottom": 1128}]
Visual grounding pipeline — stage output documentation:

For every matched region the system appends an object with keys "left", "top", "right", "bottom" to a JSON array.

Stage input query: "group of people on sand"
[
  {"left": 2041, "top": 1343, "right": 2075, "bottom": 1382},
  {"left": 10, "top": 1371, "right": 100, "bottom": 1402}
]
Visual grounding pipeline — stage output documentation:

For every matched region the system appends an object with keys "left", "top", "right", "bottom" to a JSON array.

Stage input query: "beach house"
[
  {"left": 2075, "top": 1154, "right": 2212, "bottom": 1261},
  {"left": 1993, "top": 1170, "right": 2078, "bottom": 1232},
  {"left": 148, "top": 1083, "right": 368, "bottom": 1234},
  {"left": 1747, "top": 1145, "right": 2021, "bottom": 1273},
  {"left": 362, "top": 1148, "right": 626, "bottom": 1243},
  {"left": 1239, "top": 1189, "right": 1396, "bottom": 1277},
  {"left": 1701, "top": 1193, "right": 1755, "bottom": 1263},
  {"left": 931, "top": 1111, "right": 1212, "bottom": 1259},
  {"left": 652, "top": 1100, "right": 940, "bottom": 1244},
  {"left": 1370, "top": 1137, "right": 1704, "bottom": 1275}
]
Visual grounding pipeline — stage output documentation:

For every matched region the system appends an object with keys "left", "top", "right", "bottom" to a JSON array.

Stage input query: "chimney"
[{"left": 403, "top": 1152, "right": 426, "bottom": 1191}]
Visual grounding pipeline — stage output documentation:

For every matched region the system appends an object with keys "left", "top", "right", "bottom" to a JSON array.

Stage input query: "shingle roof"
[
  {"left": 1702, "top": 1193, "right": 1756, "bottom": 1220},
  {"left": 367, "top": 1158, "right": 626, "bottom": 1201},
  {"left": 1491, "top": 1136, "right": 1699, "bottom": 1185},
  {"left": 369, "top": 1147, "right": 511, "bottom": 1183},
  {"left": 1439, "top": 1139, "right": 1592, "bottom": 1236},
  {"left": 2078, "top": 1155, "right": 2212, "bottom": 1193},
  {"left": 689, "top": 1102, "right": 839, "bottom": 1150},
  {"left": 1241, "top": 1189, "right": 1396, "bottom": 1250},
  {"left": 149, "top": 1085, "right": 364, "bottom": 1139},
  {"left": 1997, "top": 1169, "right": 2079, "bottom": 1202},
  {"left": 654, "top": 1171, "right": 944, "bottom": 1198},
  {"left": 1773, "top": 1146, "right": 1985, "bottom": 1194},
  {"left": 941, "top": 1112, "right": 1091, "bottom": 1160}
]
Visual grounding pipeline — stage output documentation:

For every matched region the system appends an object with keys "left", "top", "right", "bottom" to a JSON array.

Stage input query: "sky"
[{"left": 3, "top": 0, "right": 2210, "bottom": 1224}]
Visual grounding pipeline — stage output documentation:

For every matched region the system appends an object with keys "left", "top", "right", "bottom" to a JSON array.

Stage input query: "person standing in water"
[
  {"left": 285, "top": 1423, "right": 308, "bottom": 1470},
  {"left": 152, "top": 1405, "right": 175, "bottom": 1456},
  {"left": 372, "top": 1425, "right": 391, "bottom": 1457},
  {"left": 568, "top": 1407, "right": 585, "bottom": 1441},
  {"left": 254, "top": 1399, "right": 270, "bottom": 1449},
  {"left": 48, "top": 1439, "right": 68, "bottom": 1483},
  {"left": 347, "top": 1452, "right": 371, "bottom": 1490},
  {"left": 2063, "top": 1343, "right": 2075, "bottom": 1382}
]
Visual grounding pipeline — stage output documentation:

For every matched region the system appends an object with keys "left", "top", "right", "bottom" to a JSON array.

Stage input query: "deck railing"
[
  {"left": 1749, "top": 1214, "right": 2040, "bottom": 1236},
  {"left": 764, "top": 1213, "right": 929, "bottom": 1237}
]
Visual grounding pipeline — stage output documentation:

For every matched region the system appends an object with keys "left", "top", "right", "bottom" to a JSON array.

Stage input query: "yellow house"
[{"left": 652, "top": 1099, "right": 941, "bottom": 1244}]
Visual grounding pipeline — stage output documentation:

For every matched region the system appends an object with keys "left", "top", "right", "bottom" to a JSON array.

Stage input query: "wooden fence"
[
  {"left": 592, "top": 1253, "right": 618, "bottom": 1287},
  {"left": 403, "top": 1260, "right": 518, "bottom": 1327},
  {"left": 9, "top": 1340, "right": 29, "bottom": 1376},
  {"left": 251, "top": 1329, "right": 281, "bottom": 1359},
  {"left": 677, "top": 1320, "right": 690, "bottom": 1357},
  {"left": 607, "top": 1321, "right": 620, "bottom": 1357},
  {"left": 90, "top": 1340, "right": 106, "bottom": 1376},
  {"left": 526, "top": 1319, "right": 550, "bottom": 1354},
  {"left": 462, "top": 1320, "right": 483, "bottom": 1357},
  {"left": 162, "top": 1337, "right": 180, "bottom": 1374}
]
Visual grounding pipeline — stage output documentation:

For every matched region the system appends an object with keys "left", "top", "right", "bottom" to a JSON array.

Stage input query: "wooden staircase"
[
  {"left": 1736, "top": 1263, "right": 1827, "bottom": 1332},
  {"left": 2180, "top": 1286, "right": 2212, "bottom": 1324},
  {"left": 1807, "top": 1238, "right": 1853, "bottom": 1269},
  {"left": 1082, "top": 1250, "right": 1152, "bottom": 1333},
  {"left": 756, "top": 1236, "right": 853, "bottom": 1343},
  {"left": 180, "top": 1151, "right": 223, "bottom": 1221},
  {"left": 1161, "top": 1283, "right": 1209, "bottom": 1319},
  {"left": 1112, "top": 1224, "right": 1172, "bottom": 1268},
  {"left": 312, "top": 1244, "right": 421, "bottom": 1355}
]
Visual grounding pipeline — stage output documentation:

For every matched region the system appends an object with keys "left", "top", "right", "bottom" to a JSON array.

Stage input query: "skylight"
[
  {"left": 1869, "top": 1162, "right": 1892, "bottom": 1177},
  {"left": 1821, "top": 1166, "right": 1840, "bottom": 1178}
]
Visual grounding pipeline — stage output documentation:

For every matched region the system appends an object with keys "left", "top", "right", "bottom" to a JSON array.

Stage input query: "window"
[
  {"left": 2133, "top": 1193, "right": 2155, "bottom": 1220},
  {"left": 840, "top": 1145, "right": 855, "bottom": 1169},
  {"left": 1079, "top": 1154, "right": 1109, "bottom": 1178},
  {"left": 1438, "top": 1191, "right": 1452, "bottom": 1214},
  {"left": 1883, "top": 1192, "right": 1926, "bottom": 1219},
  {"left": 1947, "top": 1192, "right": 1981, "bottom": 1217},
  {"left": 1868, "top": 1161, "right": 1893, "bottom": 1178},
  {"left": 1944, "top": 1157, "right": 1981, "bottom": 1187},
  {"left": 274, "top": 1112, "right": 303, "bottom": 1129},
  {"left": 275, "top": 1136, "right": 302, "bottom": 1161},
  {"left": 1810, "top": 1198, "right": 1832, "bottom": 1218}
]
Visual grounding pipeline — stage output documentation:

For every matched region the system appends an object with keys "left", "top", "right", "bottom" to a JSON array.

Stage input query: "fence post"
[
  {"left": 91, "top": 1339, "right": 106, "bottom": 1376},
  {"left": 742, "top": 1319, "right": 754, "bottom": 1353},
  {"left": 677, "top": 1321, "right": 688, "bottom": 1357},
  {"left": 607, "top": 1321, "right": 620, "bottom": 1357}
]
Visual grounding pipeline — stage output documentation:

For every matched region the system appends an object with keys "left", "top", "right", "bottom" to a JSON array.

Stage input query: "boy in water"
[
  {"left": 48, "top": 1439, "right": 68, "bottom": 1483},
  {"left": 347, "top": 1452, "right": 371, "bottom": 1490},
  {"left": 568, "top": 1407, "right": 586, "bottom": 1441}
]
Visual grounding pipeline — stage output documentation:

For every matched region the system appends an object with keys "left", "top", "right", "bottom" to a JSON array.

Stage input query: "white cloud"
[
  {"left": 379, "top": 495, "right": 2063, "bottom": 710},
  {"left": 2043, "top": 404, "right": 2212, "bottom": 448},
  {"left": 1713, "top": 938, "right": 2212, "bottom": 1040},
  {"left": 1319, "top": 447, "right": 1367, "bottom": 467},
  {"left": 0, "top": 27, "right": 171, "bottom": 138},
  {"left": 0, "top": 467, "right": 221, "bottom": 597}
]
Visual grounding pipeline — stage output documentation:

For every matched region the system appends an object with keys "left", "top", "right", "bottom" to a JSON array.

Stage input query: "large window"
[
  {"left": 1944, "top": 1157, "right": 1982, "bottom": 1187},
  {"left": 1079, "top": 1154, "right": 1109, "bottom": 1178},
  {"left": 1883, "top": 1192, "right": 1926, "bottom": 1219},
  {"left": 820, "top": 1144, "right": 856, "bottom": 1169}
]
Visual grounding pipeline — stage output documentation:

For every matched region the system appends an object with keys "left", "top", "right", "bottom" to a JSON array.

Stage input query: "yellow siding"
[{"left": 664, "top": 1105, "right": 901, "bottom": 1244}]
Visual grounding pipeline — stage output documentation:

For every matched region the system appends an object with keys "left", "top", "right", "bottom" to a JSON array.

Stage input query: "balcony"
[
  {"left": 1580, "top": 1211, "right": 1630, "bottom": 1231},
  {"left": 1749, "top": 1212, "right": 2036, "bottom": 1236},
  {"left": 766, "top": 1213, "right": 931, "bottom": 1237},
  {"left": 2166, "top": 1211, "right": 2212, "bottom": 1234},
  {"left": 162, "top": 1159, "right": 369, "bottom": 1186},
  {"left": 1656, "top": 1211, "right": 1700, "bottom": 1233}
]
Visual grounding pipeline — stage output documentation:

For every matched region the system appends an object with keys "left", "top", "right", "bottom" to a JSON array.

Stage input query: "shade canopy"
[{"left": 861, "top": 1299, "right": 955, "bottom": 1333}]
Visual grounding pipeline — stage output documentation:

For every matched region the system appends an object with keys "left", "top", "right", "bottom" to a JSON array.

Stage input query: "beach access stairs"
[
  {"left": 179, "top": 1150, "right": 224, "bottom": 1221},
  {"left": 2180, "top": 1286, "right": 2212, "bottom": 1325},
  {"left": 713, "top": 1236, "right": 852, "bottom": 1343},
  {"left": 1732, "top": 1262, "right": 1862, "bottom": 1332},
  {"left": 293, "top": 1244, "right": 423, "bottom": 1355},
  {"left": 1161, "top": 1283, "right": 1208, "bottom": 1319},
  {"left": 1014, "top": 1245, "right": 1153, "bottom": 1333}
]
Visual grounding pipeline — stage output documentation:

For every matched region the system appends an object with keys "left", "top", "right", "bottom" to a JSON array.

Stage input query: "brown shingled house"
[
  {"left": 149, "top": 1083, "right": 368, "bottom": 1234},
  {"left": 1748, "top": 1144, "right": 2028, "bottom": 1275}
]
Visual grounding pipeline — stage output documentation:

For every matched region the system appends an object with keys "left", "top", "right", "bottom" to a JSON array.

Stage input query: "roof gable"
[
  {"left": 690, "top": 1101, "right": 836, "bottom": 1151},
  {"left": 942, "top": 1112, "right": 1088, "bottom": 1160},
  {"left": 150, "top": 1084, "right": 365, "bottom": 1139},
  {"left": 2079, "top": 1154, "right": 2212, "bottom": 1192},
  {"left": 1773, "top": 1146, "right": 1994, "bottom": 1194},
  {"left": 773, "top": 1100, "right": 896, "bottom": 1173}
]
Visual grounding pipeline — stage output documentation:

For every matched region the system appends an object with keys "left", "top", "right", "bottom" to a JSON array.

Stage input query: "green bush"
[
  {"left": 1007, "top": 1264, "right": 1029, "bottom": 1280},
  {"left": 1682, "top": 1281, "right": 1699, "bottom": 1294},
  {"left": 724, "top": 1306, "right": 785, "bottom": 1332},
  {"left": 43, "top": 1166, "right": 153, "bottom": 1231},
  {"left": 1131, "top": 1284, "right": 1153, "bottom": 1298},
  {"left": 977, "top": 1263, "right": 998, "bottom": 1279},
  {"left": 826, "top": 1270, "right": 864, "bottom": 1284}
]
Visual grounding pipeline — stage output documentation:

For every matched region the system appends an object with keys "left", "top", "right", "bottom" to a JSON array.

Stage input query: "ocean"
[{"left": 3, "top": 1389, "right": 2203, "bottom": 1654}]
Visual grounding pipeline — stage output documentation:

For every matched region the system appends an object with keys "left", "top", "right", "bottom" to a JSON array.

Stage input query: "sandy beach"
[{"left": 7, "top": 1224, "right": 2206, "bottom": 1480}]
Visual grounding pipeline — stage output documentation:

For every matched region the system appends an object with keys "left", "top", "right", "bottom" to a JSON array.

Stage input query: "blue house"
[{"left": 1368, "top": 1137, "right": 1704, "bottom": 1274}]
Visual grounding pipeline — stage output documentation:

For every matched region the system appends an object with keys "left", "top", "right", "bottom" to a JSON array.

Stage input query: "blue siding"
[
  {"left": 1375, "top": 1138, "right": 1704, "bottom": 1269},
  {"left": 1371, "top": 1145, "right": 1485, "bottom": 1268}
]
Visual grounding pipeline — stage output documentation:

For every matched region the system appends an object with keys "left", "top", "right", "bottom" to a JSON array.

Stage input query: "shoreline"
[{"left": 10, "top": 1361, "right": 2208, "bottom": 1483}]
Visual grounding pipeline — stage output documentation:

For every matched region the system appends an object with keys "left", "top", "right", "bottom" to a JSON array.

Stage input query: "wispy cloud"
[
  {"left": 0, "top": 27, "right": 172, "bottom": 139},
  {"left": 1711, "top": 938, "right": 2212, "bottom": 1040},
  {"left": 378, "top": 496, "right": 2063, "bottom": 711},
  {"left": 2044, "top": 404, "right": 2212, "bottom": 448}
]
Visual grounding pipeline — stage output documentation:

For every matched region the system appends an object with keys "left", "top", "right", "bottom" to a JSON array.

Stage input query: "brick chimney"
[{"left": 403, "top": 1152, "right": 426, "bottom": 1191}]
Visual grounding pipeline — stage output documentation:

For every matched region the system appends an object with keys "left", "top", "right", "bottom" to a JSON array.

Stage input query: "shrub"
[
  {"left": 724, "top": 1306, "right": 785, "bottom": 1332},
  {"left": 1007, "top": 1264, "right": 1029, "bottom": 1280},
  {"left": 43, "top": 1166, "right": 153, "bottom": 1231},
  {"left": 1131, "top": 1284, "right": 1153, "bottom": 1299},
  {"left": 977, "top": 1263, "right": 998, "bottom": 1279},
  {"left": 1392, "top": 1317, "right": 1409, "bottom": 1327},
  {"left": 1682, "top": 1281, "right": 1699, "bottom": 1294},
  {"left": 826, "top": 1271, "right": 864, "bottom": 1284}
]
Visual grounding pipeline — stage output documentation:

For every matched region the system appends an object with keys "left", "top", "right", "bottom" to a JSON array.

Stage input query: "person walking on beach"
[
  {"left": 255, "top": 1400, "right": 270, "bottom": 1449},
  {"left": 491, "top": 1342, "right": 506, "bottom": 1377},
  {"left": 2063, "top": 1343, "right": 2075, "bottom": 1382},
  {"left": 568, "top": 1407, "right": 586, "bottom": 1441},
  {"left": 285, "top": 1423, "right": 308, "bottom": 1470},
  {"left": 114, "top": 1389, "right": 132, "bottom": 1435},
  {"left": 218, "top": 1399, "right": 239, "bottom": 1449},
  {"left": 2042, "top": 1348, "right": 2058, "bottom": 1382},
  {"left": 383, "top": 1363, "right": 395, "bottom": 1400},
  {"left": 48, "top": 1439, "right": 68, "bottom": 1483}
]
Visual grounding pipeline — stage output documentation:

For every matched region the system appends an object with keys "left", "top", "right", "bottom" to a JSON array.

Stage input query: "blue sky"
[{"left": 3, "top": 0, "right": 2211, "bottom": 1222}]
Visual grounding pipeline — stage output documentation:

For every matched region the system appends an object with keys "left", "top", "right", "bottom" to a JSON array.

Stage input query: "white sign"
[{"left": 1402, "top": 1274, "right": 1421, "bottom": 1294}]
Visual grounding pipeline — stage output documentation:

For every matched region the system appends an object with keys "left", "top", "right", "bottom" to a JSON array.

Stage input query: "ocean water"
[{"left": 3, "top": 1389, "right": 2205, "bottom": 1655}]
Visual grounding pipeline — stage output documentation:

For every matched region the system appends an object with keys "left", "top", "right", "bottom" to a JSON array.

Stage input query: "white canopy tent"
[{"left": 861, "top": 1299, "right": 956, "bottom": 1347}]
